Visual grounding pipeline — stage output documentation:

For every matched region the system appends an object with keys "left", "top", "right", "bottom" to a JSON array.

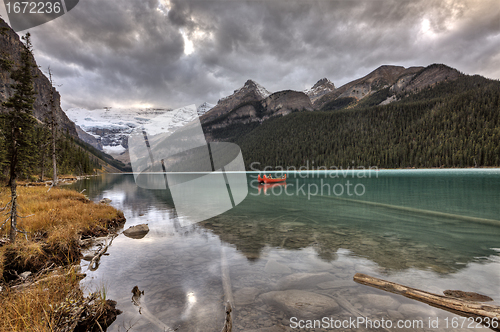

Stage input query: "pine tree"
[{"left": 0, "top": 32, "right": 37, "bottom": 243}]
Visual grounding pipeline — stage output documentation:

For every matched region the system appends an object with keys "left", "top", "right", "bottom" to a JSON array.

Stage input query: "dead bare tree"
[{"left": 47, "top": 67, "right": 59, "bottom": 188}]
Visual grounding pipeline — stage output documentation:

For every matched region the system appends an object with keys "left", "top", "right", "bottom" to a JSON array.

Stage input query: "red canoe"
[{"left": 258, "top": 174, "right": 287, "bottom": 184}]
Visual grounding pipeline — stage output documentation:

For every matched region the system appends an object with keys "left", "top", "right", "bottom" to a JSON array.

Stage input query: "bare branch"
[
  {"left": 0, "top": 218, "right": 9, "bottom": 230},
  {"left": 2, "top": 206, "right": 13, "bottom": 216},
  {"left": 0, "top": 198, "right": 13, "bottom": 212},
  {"left": 17, "top": 214, "right": 34, "bottom": 219},
  {"left": 13, "top": 225, "right": 29, "bottom": 240}
]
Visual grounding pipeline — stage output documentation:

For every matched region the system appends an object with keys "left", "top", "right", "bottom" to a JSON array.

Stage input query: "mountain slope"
[
  {"left": 201, "top": 80, "right": 271, "bottom": 124},
  {"left": 0, "top": 18, "right": 131, "bottom": 174},
  {"left": 201, "top": 80, "right": 313, "bottom": 141},
  {"left": 316, "top": 64, "right": 462, "bottom": 111},
  {"left": 236, "top": 74, "right": 500, "bottom": 169},
  {"left": 0, "top": 18, "right": 77, "bottom": 136},
  {"left": 314, "top": 65, "right": 423, "bottom": 110}
]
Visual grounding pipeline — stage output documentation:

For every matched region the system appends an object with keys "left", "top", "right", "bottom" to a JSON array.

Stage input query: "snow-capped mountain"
[
  {"left": 65, "top": 107, "right": 171, "bottom": 156},
  {"left": 218, "top": 80, "right": 271, "bottom": 104},
  {"left": 202, "top": 80, "right": 273, "bottom": 124},
  {"left": 197, "top": 102, "right": 215, "bottom": 116},
  {"left": 304, "top": 78, "right": 335, "bottom": 104},
  {"left": 66, "top": 104, "right": 215, "bottom": 162}
]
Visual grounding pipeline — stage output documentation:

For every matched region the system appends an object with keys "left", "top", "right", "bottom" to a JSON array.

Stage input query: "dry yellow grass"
[
  {"left": 0, "top": 268, "right": 81, "bottom": 332},
  {"left": 0, "top": 186, "right": 124, "bottom": 332}
]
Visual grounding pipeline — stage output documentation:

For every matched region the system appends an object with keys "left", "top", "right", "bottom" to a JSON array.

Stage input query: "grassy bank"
[{"left": 0, "top": 186, "right": 125, "bottom": 332}]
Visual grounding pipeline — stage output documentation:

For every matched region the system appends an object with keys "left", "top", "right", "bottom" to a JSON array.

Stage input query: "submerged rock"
[
  {"left": 264, "top": 260, "right": 292, "bottom": 274},
  {"left": 316, "top": 280, "right": 355, "bottom": 290},
  {"left": 359, "top": 294, "right": 400, "bottom": 310},
  {"left": 259, "top": 290, "right": 339, "bottom": 318},
  {"left": 277, "top": 272, "right": 333, "bottom": 290},
  {"left": 123, "top": 224, "right": 149, "bottom": 239},
  {"left": 234, "top": 287, "right": 261, "bottom": 306}
]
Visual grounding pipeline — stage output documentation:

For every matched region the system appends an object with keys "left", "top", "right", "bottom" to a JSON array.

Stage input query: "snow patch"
[
  {"left": 197, "top": 102, "right": 215, "bottom": 116},
  {"left": 254, "top": 82, "right": 271, "bottom": 99}
]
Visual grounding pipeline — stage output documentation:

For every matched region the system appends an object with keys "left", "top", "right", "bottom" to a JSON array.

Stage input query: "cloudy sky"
[{"left": 2, "top": 0, "right": 500, "bottom": 110}]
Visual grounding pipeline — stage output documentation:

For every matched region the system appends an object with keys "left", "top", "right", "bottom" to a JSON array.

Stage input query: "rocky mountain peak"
[
  {"left": 244, "top": 79, "right": 257, "bottom": 87},
  {"left": 239, "top": 79, "right": 271, "bottom": 99},
  {"left": 305, "top": 78, "right": 336, "bottom": 103},
  {"left": 203, "top": 80, "right": 271, "bottom": 124},
  {"left": 312, "top": 78, "right": 335, "bottom": 90}
]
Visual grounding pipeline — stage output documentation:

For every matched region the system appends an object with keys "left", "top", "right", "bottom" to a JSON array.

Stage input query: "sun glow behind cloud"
[
  {"left": 180, "top": 29, "right": 195, "bottom": 55},
  {"left": 180, "top": 28, "right": 213, "bottom": 56},
  {"left": 419, "top": 18, "right": 439, "bottom": 40}
]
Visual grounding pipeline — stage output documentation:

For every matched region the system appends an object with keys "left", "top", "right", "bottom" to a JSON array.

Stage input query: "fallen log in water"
[
  {"left": 221, "top": 301, "right": 233, "bottom": 332},
  {"left": 220, "top": 246, "right": 233, "bottom": 332},
  {"left": 89, "top": 235, "right": 116, "bottom": 271},
  {"left": 353, "top": 273, "right": 500, "bottom": 321}
]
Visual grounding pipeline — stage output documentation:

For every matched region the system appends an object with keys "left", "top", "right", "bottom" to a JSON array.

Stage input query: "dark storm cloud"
[{"left": 8, "top": 0, "right": 499, "bottom": 110}]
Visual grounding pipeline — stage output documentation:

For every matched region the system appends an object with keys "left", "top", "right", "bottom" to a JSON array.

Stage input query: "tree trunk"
[
  {"left": 9, "top": 127, "right": 18, "bottom": 243},
  {"left": 52, "top": 127, "right": 57, "bottom": 186},
  {"left": 39, "top": 147, "right": 45, "bottom": 182},
  {"left": 9, "top": 180, "right": 17, "bottom": 243}
]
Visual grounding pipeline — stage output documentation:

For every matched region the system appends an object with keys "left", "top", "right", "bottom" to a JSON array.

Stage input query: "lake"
[{"left": 70, "top": 170, "right": 500, "bottom": 332}]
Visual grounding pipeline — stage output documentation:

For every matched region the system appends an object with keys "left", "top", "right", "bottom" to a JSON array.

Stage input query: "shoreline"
[
  {"left": 107, "top": 167, "right": 500, "bottom": 175},
  {"left": 0, "top": 186, "right": 126, "bottom": 332}
]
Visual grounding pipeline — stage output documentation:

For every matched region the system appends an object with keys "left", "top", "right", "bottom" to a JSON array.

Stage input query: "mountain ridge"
[
  {"left": 66, "top": 62, "right": 491, "bottom": 170},
  {"left": 236, "top": 73, "right": 500, "bottom": 169},
  {"left": 199, "top": 64, "right": 464, "bottom": 142}
]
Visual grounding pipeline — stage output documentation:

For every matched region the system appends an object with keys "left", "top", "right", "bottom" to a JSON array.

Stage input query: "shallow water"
[{"left": 70, "top": 171, "right": 500, "bottom": 331}]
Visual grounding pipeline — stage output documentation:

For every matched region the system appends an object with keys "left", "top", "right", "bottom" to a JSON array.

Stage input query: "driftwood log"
[
  {"left": 89, "top": 235, "right": 116, "bottom": 271},
  {"left": 221, "top": 301, "right": 233, "bottom": 332},
  {"left": 354, "top": 273, "right": 500, "bottom": 321},
  {"left": 220, "top": 246, "right": 233, "bottom": 332}
]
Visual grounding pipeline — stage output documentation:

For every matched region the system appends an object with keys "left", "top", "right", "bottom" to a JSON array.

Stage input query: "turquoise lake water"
[{"left": 70, "top": 170, "right": 500, "bottom": 332}]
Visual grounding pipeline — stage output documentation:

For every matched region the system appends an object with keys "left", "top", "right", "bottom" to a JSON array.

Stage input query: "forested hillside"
[
  {"left": 0, "top": 20, "right": 129, "bottom": 181},
  {"left": 234, "top": 75, "right": 500, "bottom": 169}
]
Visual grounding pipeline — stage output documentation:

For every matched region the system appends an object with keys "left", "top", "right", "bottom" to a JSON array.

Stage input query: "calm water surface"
[{"left": 70, "top": 170, "right": 500, "bottom": 332}]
